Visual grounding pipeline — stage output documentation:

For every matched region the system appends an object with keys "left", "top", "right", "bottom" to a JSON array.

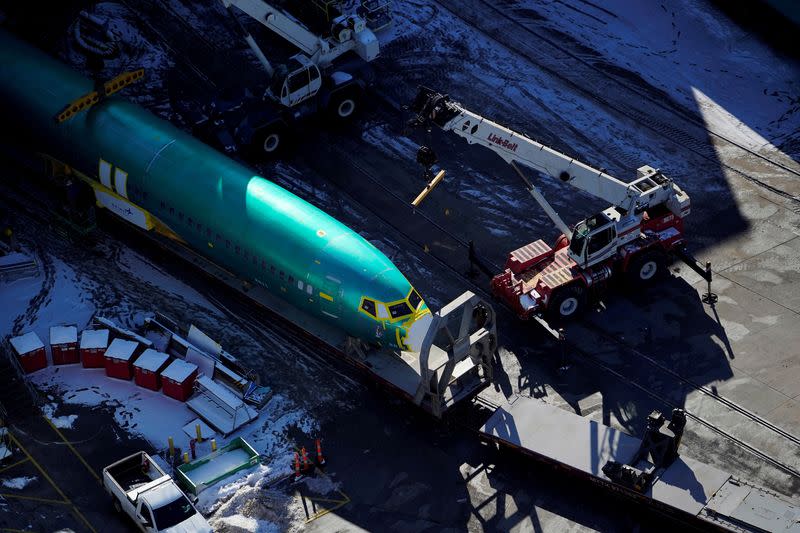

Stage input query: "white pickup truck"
[{"left": 103, "top": 451, "right": 212, "bottom": 533}]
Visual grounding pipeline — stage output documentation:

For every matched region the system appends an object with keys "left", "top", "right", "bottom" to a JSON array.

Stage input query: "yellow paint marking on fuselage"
[
  {"left": 38, "top": 153, "right": 185, "bottom": 243},
  {"left": 395, "top": 328, "right": 409, "bottom": 351},
  {"left": 320, "top": 292, "right": 334, "bottom": 302}
]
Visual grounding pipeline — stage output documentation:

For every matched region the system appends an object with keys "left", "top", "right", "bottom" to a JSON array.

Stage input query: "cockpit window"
[
  {"left": 408, "top": 289, "right": 422, "bottom": 310},
  {"left": 361, "top": 298, "right": 377, "bottom": 318},
  {"left": 389, "top": 302, "right": 412, "bottom": 319}
]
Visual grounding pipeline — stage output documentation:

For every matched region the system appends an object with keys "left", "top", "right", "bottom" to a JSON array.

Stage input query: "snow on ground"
[
  {"left": 1, "top": 477, "right": 37, "bottom": 490},
  {"left": 194, "top": 396, "right": 317, "bottom": 532},
  {"left": 361, "top": 122, "right": 421, "bottom": 162},
  {"left": 372, "top": 0, "right": 699, "bottom": 213},
  {"left": 116, "top": 247, "right": 220, "bottom": 313},
  {"left": 202, "top": 466, "right": 306, "bottom": 533},
  {"left": 2, "top": 253, "right": 95, "bottom": 344},
  {"left": 31, "top": 365, "right": 194, "bottom": 445},
  {"left": 60, "top": 2, "right": 175, "bottom": 113},
  {"left": 0, "top": 255, "right": 42, "bottom": 337},
  {"left": 42, "top": 403, "right": 78, "bottom": 429},
  {"left": 525, "top": 0, "right": 800, "bottom": 156},
  {"left": 32, "top": 258, "right": 96, "bottom": 332},
  {"left": 31, "top": 361, "right": 320, "bottom": 531}
]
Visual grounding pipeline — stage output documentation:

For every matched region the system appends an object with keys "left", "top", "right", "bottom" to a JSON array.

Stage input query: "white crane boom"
[
  {"left": 222, "top": 0, "right": 379, "bottom": 67},
  {"left": 411, "top": 88, "right": 689, "bottom": 223}
]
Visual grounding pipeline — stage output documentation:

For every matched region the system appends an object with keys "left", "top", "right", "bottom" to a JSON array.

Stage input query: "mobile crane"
[
  {"left": 193, "top": 0, "right": 380, "bottom": 156},
  {"left": 410, "top": 87, "right": 710, "bottom": 321}
]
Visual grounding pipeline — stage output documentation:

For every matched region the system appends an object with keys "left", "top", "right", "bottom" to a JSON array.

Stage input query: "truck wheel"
[
  {"left": 328, "top": 90, "right": 359, "bottom": 121},
  {"left": 547, "top": 285, "right": 586, "bottom": 322},
  {"left": 251, "top": 123, "right": 286, "bottom": 158},
  {"left": 627, "top": 250, "right": 667, "bottom": 287}
]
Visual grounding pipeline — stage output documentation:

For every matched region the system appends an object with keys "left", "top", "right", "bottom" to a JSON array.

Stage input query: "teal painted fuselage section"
[{"left": 0, "top": 30, "right": 424, "bottom": 349}]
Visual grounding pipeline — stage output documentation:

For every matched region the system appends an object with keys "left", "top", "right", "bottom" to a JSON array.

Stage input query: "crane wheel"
[
  {"left": 627, "top": 250, "right": 667, "bottom": 287},
  {"left": 546, "top": 284, "right": 586, "bottom": 322},
  {"left": 251, "top": 122, "right": 287, "bottom": 159},
  {"left": 328, "top": 89, "right": 360, "bottom": 121}
]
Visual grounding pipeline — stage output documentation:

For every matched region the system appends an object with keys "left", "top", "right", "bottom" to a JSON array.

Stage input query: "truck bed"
[
  {"left": 107, "top": 462, "right": 153, "bottom": 493},
  {"left": 105, "top": 453, "right": 166, "bottom": 495}
]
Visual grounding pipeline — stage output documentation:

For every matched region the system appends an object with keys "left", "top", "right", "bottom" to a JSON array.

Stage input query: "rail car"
[{"left": 476, "top": 396, "right": 800, "bottom": 532}]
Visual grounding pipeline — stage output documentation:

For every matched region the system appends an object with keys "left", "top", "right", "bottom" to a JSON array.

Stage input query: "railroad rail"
[{"left": 118, "top": 0, "right": 217, "bottom": 90}]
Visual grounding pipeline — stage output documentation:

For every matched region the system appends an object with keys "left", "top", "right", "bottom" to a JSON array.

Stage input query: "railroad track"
[
  {"left": 432, "top": 0, "right": 800, "bottom": 205},
  {"left": 573, "top": 322, "right": 800, "bottom": 479},
  {"left": 118, "top": 0, "right": 217, "bottom": 90}
]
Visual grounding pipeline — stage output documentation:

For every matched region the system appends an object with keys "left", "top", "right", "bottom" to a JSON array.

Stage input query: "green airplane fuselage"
[{"left": 0, "top": 31, "right": 430, "bottom": 350}]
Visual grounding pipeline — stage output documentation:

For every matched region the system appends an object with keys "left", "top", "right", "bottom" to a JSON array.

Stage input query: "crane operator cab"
[
  {"left": 568, "top": 210, "right": 620, "bottom": 268},
  {"left": 268, "top": 55, "right": 322, "bottom": 108}
]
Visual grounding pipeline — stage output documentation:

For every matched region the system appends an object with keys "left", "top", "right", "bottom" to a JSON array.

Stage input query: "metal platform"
[
  {"left": 0, "top": 248, "right": 38, "bottom": 282},
  {"left": 186, "top": 375, "right": 259, "bottom": 436},
  {"left": 480, "top": 396, "right": 800, "bottom": 532}
]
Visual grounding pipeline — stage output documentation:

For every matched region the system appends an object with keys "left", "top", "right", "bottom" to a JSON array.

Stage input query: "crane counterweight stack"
[{"left": 410, "top": 87, "right": 700, "bottom": 322}]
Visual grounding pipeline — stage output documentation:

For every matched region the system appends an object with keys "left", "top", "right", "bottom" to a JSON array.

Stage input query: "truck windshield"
[
  {"left": 152, "top": 495, "right": 196, "bottom": 530},
  {"left": 569, "top": 224, "right": 588, "bottom": 258}
]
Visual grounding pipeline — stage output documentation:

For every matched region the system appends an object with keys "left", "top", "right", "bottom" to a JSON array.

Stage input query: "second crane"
[{"left": 410, "top": 87, "right": 710, "bottom": 322}]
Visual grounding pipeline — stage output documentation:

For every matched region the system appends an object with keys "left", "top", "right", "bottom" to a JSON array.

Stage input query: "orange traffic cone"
[
  {"left": 315, "top": 438, "right": 326, "bottom": 467},
  {"left": 293, "top": 452, "right": 301, "bottom": 480},
  {"left": 300, "top": 446, "right": 311, "bottom": 473}
]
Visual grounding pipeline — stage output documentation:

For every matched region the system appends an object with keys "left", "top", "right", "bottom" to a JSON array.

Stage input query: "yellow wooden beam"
[
  {"left": 411, "top": 169, "right": 446, "bottom": 207},
  {"left": 54, "top": 69, "right": 144, "bottom": 123},
  {"left": 103, "top": 68, "right": 144, "bottom": 97},
  {"left": 54, "top": 91, "right": 100, "bottom": 123}
]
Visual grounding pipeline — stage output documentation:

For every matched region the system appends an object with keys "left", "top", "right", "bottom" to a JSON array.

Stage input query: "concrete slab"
[
  {"left": 722, "top": 236, "right": 800, "bottom": 313},
  {"left": 728, "top": 318, "right": 800, "bottom": 398},
  {"left": 690, "top": 374, "right": 788, "bottom": 420},
  {"left": 689, "top": 275, "right": 795, "bottom": 342},
  {"left": 767, "top": 399, "right": 800, "bottom": 437},
  {"left": 691, "top": 209, "right": 798, "bottom": 273}
]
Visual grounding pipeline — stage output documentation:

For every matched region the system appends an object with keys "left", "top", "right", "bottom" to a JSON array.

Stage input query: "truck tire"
[
  {"left": 626, "top": 250, "right": 667, "bottom": 287},
  {"left": 251, "top": 122, "right": 286, "bottom": 158},
  {"left": 546, "top": 284, "right": 586, "bottom": 322},
  {"left": 328, "top": 89, "right": 359, "bottom": 121}
]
